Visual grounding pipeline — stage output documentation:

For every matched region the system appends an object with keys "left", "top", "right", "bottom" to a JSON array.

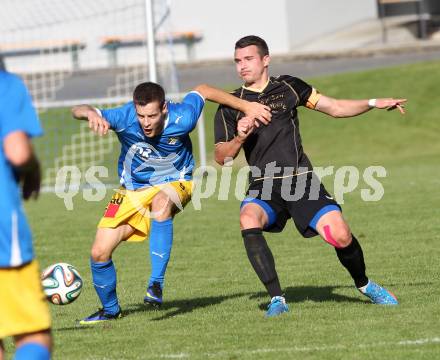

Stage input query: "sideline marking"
[{"left": 160, "top": 337, "right": 440, "bottom": 358}]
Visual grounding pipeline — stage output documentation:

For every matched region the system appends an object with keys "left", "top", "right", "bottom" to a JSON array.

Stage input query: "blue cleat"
[
  {"left": 265, "top": 296, "right": 289, "bottom": 317},
  {"left": 79, "top": 308, "right": 122, "bottom": 325},
  {"left": 360, "top": 281, "right": 398, "bottom": 305},
  {"left": 144, "top": 281, "right": 163, "bottom": 307}
]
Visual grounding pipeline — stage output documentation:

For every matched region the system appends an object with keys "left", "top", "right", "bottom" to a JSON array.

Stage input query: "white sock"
[
  {"left": 358, "top": 280, "right": 370, "bottom": 293},
  {"left": 271, "top": 296, "right": 286, "bottom": 303}
]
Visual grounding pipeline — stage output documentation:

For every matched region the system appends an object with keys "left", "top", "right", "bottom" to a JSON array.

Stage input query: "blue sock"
[
  {"left": 91, "top": 259, "right": 120, "bottom": 315},
  {"left": 148, "top": 218, "right": 173, "bottom": 288},
  {"left": 14, "top": 342, "right": 50, "bottom": 360}
]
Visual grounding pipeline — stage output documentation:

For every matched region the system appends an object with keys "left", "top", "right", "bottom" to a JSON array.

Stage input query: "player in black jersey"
[{"left": 214, "top": 35, "right": 406, "bottom": 317}]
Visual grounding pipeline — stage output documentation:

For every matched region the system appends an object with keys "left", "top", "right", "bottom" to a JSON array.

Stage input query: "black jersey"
[{"left": 214, "top": 75, "right": 321, "bottom": 183}]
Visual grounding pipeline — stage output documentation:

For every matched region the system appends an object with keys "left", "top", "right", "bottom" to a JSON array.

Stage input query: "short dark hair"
[
  {"left": 235, "top": 35, "right": 269, "bottom": 57},
  {"left": 133, "top": 82, "right": 165, "bottom": 107}
]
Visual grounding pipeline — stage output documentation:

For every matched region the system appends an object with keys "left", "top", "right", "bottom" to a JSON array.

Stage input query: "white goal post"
[{"left": 1, "top": 0, "right": 207, "bottom": 192}]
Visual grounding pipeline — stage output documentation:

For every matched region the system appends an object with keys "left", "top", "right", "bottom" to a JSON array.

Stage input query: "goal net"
[{"left": 0, "top": 0, "right": 206, "bottom": 192}]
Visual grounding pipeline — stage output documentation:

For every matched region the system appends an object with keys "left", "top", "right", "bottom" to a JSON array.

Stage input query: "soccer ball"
[{"left": 41, "top": 263, "right": 83, "bottom": 305}]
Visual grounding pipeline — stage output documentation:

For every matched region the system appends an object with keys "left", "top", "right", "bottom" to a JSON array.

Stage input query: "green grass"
[{"left": 5, "top": 61, "right": 440, "bottom": 359}]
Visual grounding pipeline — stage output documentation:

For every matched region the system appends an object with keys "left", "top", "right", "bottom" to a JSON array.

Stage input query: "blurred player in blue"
[
  {"left": 72, "top": 82, "right": 271, "bottom": 324},
  {"left": 0, "top": 61, "right": 52, "bottom": 359}
]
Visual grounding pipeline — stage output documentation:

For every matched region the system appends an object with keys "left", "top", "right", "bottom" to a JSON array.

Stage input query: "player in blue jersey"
[
  {"left": 72, "top": 82, "right": 271, "bottom": 324},
  {"left": 0, "top": 67, "right": 52, "bottom": 359}
]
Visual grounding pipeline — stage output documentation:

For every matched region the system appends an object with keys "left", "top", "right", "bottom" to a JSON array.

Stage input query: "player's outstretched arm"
[
  {"left": 3, "top": 131, "right": 41, "bottom": 200},
  {"left": 71, "top": 104, "right": 110, "bottom": 136},
  {"left": 194, "top": 84, "right": 271, "bottom": 125},
  {"left": 315, "top": 95, "right": 407, "bottom": 118}
]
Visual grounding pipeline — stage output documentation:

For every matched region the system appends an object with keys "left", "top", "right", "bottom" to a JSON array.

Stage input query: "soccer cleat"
[
  {"left": 265, "top": 296, "right": 289, "bottom": 317},
  {"left": 144, "top": 281, "right": 163, "bottom": 307},
  {"left": 360, "top": 281, "right": 398, "bottom": 305},
  {"left": 78, "top": 308, "right": 122, "bottom": 325}
]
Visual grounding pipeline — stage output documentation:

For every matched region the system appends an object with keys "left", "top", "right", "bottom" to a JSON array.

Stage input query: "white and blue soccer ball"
[{"left": 41, "top": 263, "right": 83, "bottom": 305}]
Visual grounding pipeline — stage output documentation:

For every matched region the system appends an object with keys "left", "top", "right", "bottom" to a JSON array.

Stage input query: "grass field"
[{"left": 5, "top": 61, "right": 440, "bottom": 359}]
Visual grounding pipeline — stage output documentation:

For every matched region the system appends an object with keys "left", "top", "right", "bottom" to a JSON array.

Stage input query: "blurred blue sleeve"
[{"left": 0, "top": 72, "right": 43, "bottom": 138}]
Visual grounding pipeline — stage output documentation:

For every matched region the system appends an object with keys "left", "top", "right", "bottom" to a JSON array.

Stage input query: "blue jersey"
[
  {"left": 0, "top": 71, "right": 43, "bottom": 268},
  {"left": 101, "top": 91, "right": 204, "bottom": 190}
]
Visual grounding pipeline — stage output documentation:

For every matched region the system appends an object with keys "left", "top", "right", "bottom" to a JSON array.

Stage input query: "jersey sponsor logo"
[
  {"left": 258, "top": 93, "right": 287, "bottom": 112},
  {"left": 167, "top": 137, "right": 180, "bottom": 145}
]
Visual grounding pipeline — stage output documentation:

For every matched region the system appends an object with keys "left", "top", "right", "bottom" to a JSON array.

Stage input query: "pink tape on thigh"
[{"left": 323, "top": 225, "right": 343, "bottom": 248}]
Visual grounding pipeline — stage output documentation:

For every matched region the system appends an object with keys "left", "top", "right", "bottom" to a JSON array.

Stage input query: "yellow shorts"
[
  {"left": 0, "top": 260, "right": 51, "bottom": 339},
  {"left": 98, "top": 180, "right": 193, "bottom": 242}
]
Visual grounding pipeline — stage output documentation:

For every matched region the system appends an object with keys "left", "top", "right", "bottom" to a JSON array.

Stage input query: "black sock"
[
  {"left": 241, "top": 228, "right": 282, "bottom": 298},
  {"left": 335, "top": 235, "right": 369, "bottom": 288}
]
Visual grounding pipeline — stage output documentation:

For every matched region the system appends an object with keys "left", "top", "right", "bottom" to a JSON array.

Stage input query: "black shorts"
[{"left": 242, "top": 172, "right": 341, "bottom": 238}]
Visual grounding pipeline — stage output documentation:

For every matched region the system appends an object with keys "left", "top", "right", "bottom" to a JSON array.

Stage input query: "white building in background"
[
  {"left": 170, "top": 0, "right": 377, "bottom": 60},
  {"left": 0, "top": 0, "right": 437, "bottom": 73}
]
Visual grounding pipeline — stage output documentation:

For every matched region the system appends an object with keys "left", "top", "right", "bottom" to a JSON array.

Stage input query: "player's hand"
[
  {"left": 88, "top": 109, "right": 110, "bottom": 135},
  {"left": 237, "top": 117, "right": 255, "bottom": 142},
  {"left": 21, "top": 158, "right": 41, "bottom": 200},
  {"left": 375, "top": 98, "right": 407, "bottom": 115},
  {"left": 243, "top": 101, "right": 272, "bottom": 126}
]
